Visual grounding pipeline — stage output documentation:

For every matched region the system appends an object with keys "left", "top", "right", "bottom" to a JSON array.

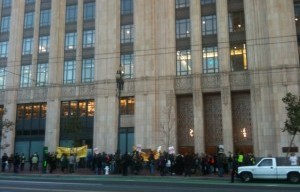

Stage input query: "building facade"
[{"left": 0, "top": 0, "right": 300, "bottom": 158}]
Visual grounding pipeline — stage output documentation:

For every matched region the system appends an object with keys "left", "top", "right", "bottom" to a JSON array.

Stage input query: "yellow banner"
[{"left": 56, "top": 145, "right": 88, "bottom": 158}]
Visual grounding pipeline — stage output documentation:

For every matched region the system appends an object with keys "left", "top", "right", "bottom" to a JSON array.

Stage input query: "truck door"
[{"left": 254, "top": 158, "right": 277, "bottom": 179}]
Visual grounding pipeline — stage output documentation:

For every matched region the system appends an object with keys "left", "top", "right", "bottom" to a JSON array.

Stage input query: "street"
[{"left": 0, "top": 174, "right": 299, "bottom": 192}]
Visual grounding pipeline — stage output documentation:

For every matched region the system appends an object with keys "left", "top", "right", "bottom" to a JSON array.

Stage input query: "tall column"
[
  {"left": 1, "top": 0, "right": 25, "bottom": 155},
  {"left": 31, "top": 0, "right": 41, "bottom": 85},
  {"left": 94, "top": 0, "right": 120, "bottom": 153},
  {"left": 76, "top": 0, "right": 83, "bottom": 84},
  {"left": 44, "top": 0, "right": 66, "bottom": 152},
  {"left": 134, "top": 0, "right": 156, "bottom": 149},
  {"left": 216, "top": 0, "right": 233, "bottom": 153},
  {"left": 191, "top": 0, "right": 205, "bottom": 153}
]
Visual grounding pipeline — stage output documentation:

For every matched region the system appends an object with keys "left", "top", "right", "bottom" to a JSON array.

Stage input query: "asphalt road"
[{"left": 0, "top": 174, "right": 299, "bottom": 192}]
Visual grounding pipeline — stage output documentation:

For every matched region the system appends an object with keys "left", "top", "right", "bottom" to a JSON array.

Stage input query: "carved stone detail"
[
  {"left": 177, "top": 96, "right": 194, "bottom": 147},
  {"left": 230, "top": 72, "right": 250, "bottom": 87},
  {"left": 201, "top": 74, "right": 221, "bottom": 89},
  {"left": 33, "top": 88, "right": 48, "bottom": 100},
  {"left": 175, "top": 76, "right": 193, "bottom": 90},
  {"left": 17, "top": 89, "right": 31, "bottom": 101},
  {"left": 61, "top": 86, "right": 76, "bottom": 97},
  {"left": 79, "top": 84, "right": 95, "bottom": 96},
  {"left": 204, "top": 94, "right": 223, "bottom": 146},
  {"left": 232, "top": 92, "right": 253, "bottom": 146}
]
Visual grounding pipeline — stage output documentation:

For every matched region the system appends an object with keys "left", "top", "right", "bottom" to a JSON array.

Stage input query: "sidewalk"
[{"left": 0, "top": 167, "right": 233, "bottom": 183}]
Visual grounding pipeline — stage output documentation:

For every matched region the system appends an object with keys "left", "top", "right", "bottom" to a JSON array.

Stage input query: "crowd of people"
[{"left": 1, "top": 149, "right": 258, "bottom": 181}]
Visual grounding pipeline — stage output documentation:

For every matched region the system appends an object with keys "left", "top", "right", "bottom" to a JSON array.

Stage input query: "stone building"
[{"left": 0, "top": 0, "right": 299, "bottom": 158}]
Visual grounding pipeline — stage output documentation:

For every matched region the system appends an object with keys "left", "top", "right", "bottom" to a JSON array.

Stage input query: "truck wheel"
[
  {"left": 240, "top": 172, "right": 252, "bottom": 182},
  {"left": 288, "top": 173, "right": 300, "bottom": 183}
]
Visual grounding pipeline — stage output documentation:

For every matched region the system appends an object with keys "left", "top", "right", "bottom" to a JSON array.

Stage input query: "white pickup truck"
[{"left": 238, "top": 157, "right": 300, "bottom": 183}]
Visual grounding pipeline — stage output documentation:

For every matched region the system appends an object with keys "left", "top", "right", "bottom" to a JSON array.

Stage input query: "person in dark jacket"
[
  {"left": 1, "top": 153, "right": 8, "bottom": 172},
  {"left": 231, "top": 154, "right": 239, "bottom": 183}
]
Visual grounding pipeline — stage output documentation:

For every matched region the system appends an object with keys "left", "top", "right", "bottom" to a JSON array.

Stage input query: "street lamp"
[{"left": 116, "top": 65, "right": 124, "bottom": 152}]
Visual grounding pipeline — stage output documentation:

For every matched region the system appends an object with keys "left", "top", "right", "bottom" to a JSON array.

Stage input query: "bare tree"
[
  {"left": 0, "top": 108, "right": 15, "bottom": 154},
  {"left": 159, "top": 106, "right": 175, "bottom": 151}
]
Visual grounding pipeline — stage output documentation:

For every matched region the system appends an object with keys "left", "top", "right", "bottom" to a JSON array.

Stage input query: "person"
[
  {"left": 1, "top": 153, "right": 8, "bottom": 172},
  {"left": 20, "top": 153, "right": 26, "bottom": 172},
  {"left": 60, "top": 154, "right": 68, "bottom": 173},
  {"left": 31, "top": 153, "right": 39, "bottom": 171},
  {"left": 289, "top": 153, "right": 298, "bottom": 166},
  {"left": 231, "top": 154, "right": 239, "bottom": 183},
  {"left": 68, "top": 153, "right": 76, "bottom": 173},
  {"left": 13, "top": 153, "right": 20, "bottom": 173}
]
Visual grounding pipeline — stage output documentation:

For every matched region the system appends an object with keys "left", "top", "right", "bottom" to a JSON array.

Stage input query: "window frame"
[
  {"left": 202, "top": 46, "right": 219, "bottom": 74},
  {"left": 83, "top": 30, "right": 95, "bottom": 48},
  {"left": 22, "top": 38, "right": 33, "bottom": 55},
  {"left": 24, "top": 12, "right": 35, "bottom": 29},
  {"left": 121, "top": 53, "right": 134, "bottom": 79},
  {"left": 36, "top": 63, "right": 48, "bottom": 87},
  {"left": 1, "top": 16, "right": 10, "bottom": 32},
  {"left": 0, "top": 67, "right": 5, "bottom": 89},
  {"left": 202, "top": 15, "right": 217, "bottom": 36},
  {"left": 38, "top": 35, "right": 50, "bottom": 53},
  {"left": 82, "top": 58, "right": 94, "bottom": 83},
  {"left": 230, "top": 43, "right": 248, "bottom": 72},
  {"left": 63, "top": 60, "right": 76, "bottom": 84},
  {"left": 39, "top": 9, "right": 51, "bottom": 27},
  {"left": 176, "top": 19, "right": 191, "bottom": 39},
  {"left": 176, "top": 0, "right": 190, "bottom": 9},
  {"left": 20, "top": 65, "right": 32, "bottom": 88},
  {"left": 65, "top": 32, "right": 77, "bottom": 50},
  {"left": 0, "top": 41, "right": 8, "bottom": 58},
  {"left": 83, "top": 2, "right": 95, "bottom": 20},
  {"left": 121, "top": 0, "right": 133, "bottom": 15},
  {"left": 121, "top": 24, "right": 134, "bottom": 44},
  {"left": 65, "top": 5, "right": 78, "bottom": 23},
  {"left": 176, "top": 49, "right": 192, "bottom": 76}
]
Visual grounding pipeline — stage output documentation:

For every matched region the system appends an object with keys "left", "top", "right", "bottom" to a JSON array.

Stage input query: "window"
[
  {"left": 63, "top": 60, "right": 76, "bottom": 84},
  {"left": 203, "top": 46, "right": 219, "bottom": 73},
  {"left": 22, "top": 38, "right": 33, "bottom": 55},
  {"left": 24, "top": 12, "right": 35, "bottom": 29},
  {"left": 176, "top": 0, "right": 189, "bottom": 8},
  {"left": 36, "top": 63, "right": 48, "bottom": 86},
  {"left": 20, "top": 65, "right": 32, "bottom": 88},
  {"left": 121, "top": 54, "right": 134, "bottom": 78},
  {"left": 295, "top": 2, "right": 300, "bottom": 21},
  {"left": 258, "top": 159, "right": 272, "bottom": 167},
  {"left": 121, "top": 24, "right": 134, "bottom": 44},
  {"left": 202, "top": 15, "right": 217, "bottom": 35},
  {"left": 82, "top": 58, "right": 94, "bottom": 83},
  {"left": 201, "top": 0, "right": 215, "bottom": 5},
  {"left": 2, "top": 0, "right": 11, "bottom": 8},
  {"left": 38, "top": 36, "right": 50, "bottom": 53},
  {"left": 83, "top": 30, "right": 95, "bottom": 48},
  {"left": 176, "top": 19, "right": 190, "bottom": 39},
  {"left": 229, "top": 12, "right": 245, "bottom": 32},
  {"left": 16, "top": 103, "right": 47, "bottom": 136},
  {"left": 121, "top": 0, "right": 133, "bottom": 15},
  {"left": 25, "top": 0, "right": 35, "bottom": 4},
  {"left": 83, "top": 2, "right": 95, "bottom": 20},
  {"left": 0, "top": 41, "right": 8, "bottom": 57},
  {"left": 0, "top": 67, "right": 5, "bottom": 89},
  {"left": 1, "top": 16, "right": 10, "bottom": 32},
  {"left": 230, "top": 43, "right": 247, "bottom": 71},
  {"left": 40, "top": 9, "right": 51, "bottom": 27},
  {"left": 176, "top": 49, "right": 192, "bottom": 76},
  {"left": 120, "top": 97, "right": 135, "bottom": 115},
  {"left": 66, "top": 5, "right": 77, "bottom": 23},
  {"left": 65, "top": 32, "right": 77, "bottom": 50}
]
